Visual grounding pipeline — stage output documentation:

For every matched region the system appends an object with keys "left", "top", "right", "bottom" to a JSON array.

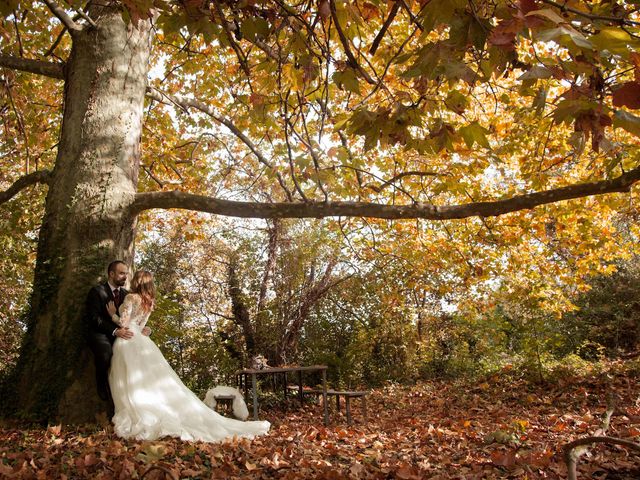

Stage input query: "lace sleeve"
[
  {"left": 136, "top": 303, "right": 152, "bottom": 329},
  {"left": 113, "top": 295, "right": 135, "bottom": 328}
]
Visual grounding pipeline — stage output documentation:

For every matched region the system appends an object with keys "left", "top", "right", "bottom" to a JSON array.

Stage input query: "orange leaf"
[
  {"left": 396, "top": 464, "right": 422, "bottom": 480},
  {"left": 612, "top": 82, "right": 640, "bottom": 109},
  {"left": 491, "top": 449, "right": 517, "bottom": 467}
]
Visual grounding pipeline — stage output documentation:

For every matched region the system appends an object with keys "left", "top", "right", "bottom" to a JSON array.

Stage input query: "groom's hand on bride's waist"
[
  {"left": 115, "top": 327, "right": 134, "bottom": 340},
  {"left": 141, "top": 326, "right": 151, "bottom": 336}
]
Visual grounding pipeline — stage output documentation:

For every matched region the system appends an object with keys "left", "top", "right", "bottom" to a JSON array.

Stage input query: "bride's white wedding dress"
[{"left": 108, "top": 294, "right": 270, "bottom": 442}]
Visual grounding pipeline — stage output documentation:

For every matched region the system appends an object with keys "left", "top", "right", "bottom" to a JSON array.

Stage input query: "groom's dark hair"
[{"left": 107, "top": 260, "right": 126, "bottom": 274}]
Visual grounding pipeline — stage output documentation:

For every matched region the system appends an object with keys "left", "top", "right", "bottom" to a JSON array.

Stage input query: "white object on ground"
[{"left": 204, "top": 386, "right": 249, "bottom": 421}]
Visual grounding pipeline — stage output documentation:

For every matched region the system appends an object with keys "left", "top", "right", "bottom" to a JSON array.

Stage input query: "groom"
[{"left": 85, "top": 260, "right": 137, "bottom": 401}]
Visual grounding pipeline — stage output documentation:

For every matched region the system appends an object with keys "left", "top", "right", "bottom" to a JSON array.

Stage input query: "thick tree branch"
[
  {"left": 41, "top": 0, "right": 83, "bottom": 32},
  {"left": 130, "top": 164, "right": 640, "bottom": 220},
  {"left": 0, "top": 54, "right": 65, "bottom": 79},
  {"left": 0, "top": 170, "right": 51, "bottom": 206}
]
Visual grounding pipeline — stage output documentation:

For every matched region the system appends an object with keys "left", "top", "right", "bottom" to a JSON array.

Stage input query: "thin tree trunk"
[
  {"left": 228, "top": 255, "right": 256, "bottom": 358},
  {"left": 8, "top": 6, "right": 152, "bottom": 423},
  {"left": 277, "top": 259, "right": 339, "bottom": 363}
]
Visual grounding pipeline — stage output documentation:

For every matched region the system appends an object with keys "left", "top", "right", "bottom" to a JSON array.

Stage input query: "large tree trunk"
[{"left": 9, "top": 6, "right": 152, "bottom": 423}]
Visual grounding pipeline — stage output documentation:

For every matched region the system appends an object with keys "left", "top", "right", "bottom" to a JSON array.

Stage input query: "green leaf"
[
  {"left": 459, "top": 121, "right": 491, "bottom": 149},
  {"left": 419, "top": 0, "right": 466, "bottom": 32},
  {"left": 590, "top": 28, "right": 637, "bottom": 55},
  {"left": 333, "top": 68, "right": 360, "bottom": 94},
  {"left": 442, "top": 60, "right": 477, "bottom": 85},
  {"left": 0, "top": 0, "right": 18, "bottom": 16},
  {"left": 552, "top": 99, "right": 597, "bottom": 124},
  {"left": 526, "top": 9, "right": 567, "bottom": 25},
  {"left": 240, "top": 17, "right": 270, "bottom": 42},
  {"left": 535, "top": 26, "right": 592, "bottom": 50},
  {"left": 518, "top": 66, "right": 553, "bottom": 81},
  {"left": 613, "top": 110, "right": 640, "bottom": 137},
  {"left": 531, "top": 87, "right": 547, "bottom": 115},
  {"left": 445, "top": 90, "right": 469, "bottom": 114},
  {"left": 157, "top": 12, "right": 188, "bottom": 36},
  {"left": 401, "top": 42, "right": 443, "bottom": 79}
]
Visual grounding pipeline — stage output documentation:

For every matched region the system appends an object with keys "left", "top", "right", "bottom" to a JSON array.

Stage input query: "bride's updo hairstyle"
[{"left": 131, "top": 270, "right": 155, "bottom": 312}]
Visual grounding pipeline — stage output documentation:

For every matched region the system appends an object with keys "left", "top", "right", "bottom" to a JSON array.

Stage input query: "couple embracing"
[{"left": 85, "top": 261, "right": 270, "bottom": 442}]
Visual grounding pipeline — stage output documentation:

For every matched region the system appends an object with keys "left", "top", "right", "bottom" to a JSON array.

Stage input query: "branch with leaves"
[
  {"left": 146, "top": 87, "right": 293, "bottom": 201},
  {"left": 329, "top": 0, "right": 376, "bottom": 85},
  {"left": 0, "top": 170, "right": 51, "bottom": 206}
]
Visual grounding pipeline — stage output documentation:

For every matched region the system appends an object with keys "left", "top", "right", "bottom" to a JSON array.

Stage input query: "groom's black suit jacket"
[{"left": 85, "top": 282, "right": 129, "bottom": 343}]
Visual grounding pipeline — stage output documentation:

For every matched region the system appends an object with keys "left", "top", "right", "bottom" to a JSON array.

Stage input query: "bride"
[{"left": 107, "top": 270, "right": 270, "bottom": 442}]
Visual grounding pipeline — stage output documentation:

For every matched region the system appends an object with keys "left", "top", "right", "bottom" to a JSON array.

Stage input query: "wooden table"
[{"left": 236, "top": 365, "right": 329, "bottom": 425}]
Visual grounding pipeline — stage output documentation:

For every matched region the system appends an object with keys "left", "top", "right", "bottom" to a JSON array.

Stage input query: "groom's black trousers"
[{"left": 88, "top": 333, "right": 113, "bottom": 400}]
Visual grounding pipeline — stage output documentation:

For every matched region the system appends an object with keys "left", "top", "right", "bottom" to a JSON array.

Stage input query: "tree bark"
[
  {"left": 227, "top": 255, "right": 257, "bottom": 358},
  {"left": 8, "top": 5, "right": 152, "bottom": 423},
  {"left": 277, "top": 258, "right": 340, "bottom": 363}
]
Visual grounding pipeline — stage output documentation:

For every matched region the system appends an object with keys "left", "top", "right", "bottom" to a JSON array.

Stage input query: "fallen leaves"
[{"left": 1, "top": 362, "right": 640, "bottom": 478}]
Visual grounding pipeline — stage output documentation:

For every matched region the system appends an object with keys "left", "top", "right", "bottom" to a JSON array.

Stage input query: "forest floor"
[{"left": 1, "top": 360, "right": 639, "bottom": 479}]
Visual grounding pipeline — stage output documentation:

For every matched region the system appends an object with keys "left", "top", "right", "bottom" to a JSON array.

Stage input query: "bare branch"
[
  {"left": 0, "top": 170, "right": 51, "bottom": 206},
  {"left": 397, "top": 0, "right": 425, "bottom": 31},
  {"left": 73, "top": 7, "right": 97, "bottom": 28},
  {"left": 539, "top": 0, "right": 640, "bottom": 27},
  {"left": 369, "top": 2, "right": 400, "bottom": 55},
  {"left": 211, "top": 0, "right": 251, "bottom": 77},
  {"left": 145, "top": 86, "right": 293, "bottom": 201},
  {"left": 564, "top": 437, "right": 640, "bottom": 480},
  {"left": 284, "top": 108, "right": 308, "bottom": 202},
  {"left": 3, "top": 75, "right": 31, "bottom": 171},
  {"left": 252, "top": 38, "right": 281, "bottom": 62},
  {"left": 40, "top": 0, "right": 82, "bottom": 32},
  {"left": 44, "top": 27, "right": 67, "bottom": 57},
  {"left": 329, "top": 0, "right": 376, "bottom": 85},
  {"left": 131, "top": 164, "right": 640, "bottom": 219},
  {"left": 564, "top": 393, "right": 616, "bottom": 480},
  {"left": 0, "top": 54, "right": 65, "bottom": 79},
  {"left": 257, "top": 219, "right": 280, "bottom": 315},
  {"left": 365, "top": 170, "right": 440, "bottom": 193}
]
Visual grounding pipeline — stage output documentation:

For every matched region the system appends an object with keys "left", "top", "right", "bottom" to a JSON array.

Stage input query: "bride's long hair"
[{"left": 130, "top": 270, "right": 155, "bottom": 312}]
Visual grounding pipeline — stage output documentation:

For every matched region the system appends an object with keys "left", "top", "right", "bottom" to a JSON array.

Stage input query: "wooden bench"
[
  {"left": 212, "top": 394, "right": 235, "bottom": 416},
  {"left": 298, "top": 388, "right": 368, "bottom": 425}
]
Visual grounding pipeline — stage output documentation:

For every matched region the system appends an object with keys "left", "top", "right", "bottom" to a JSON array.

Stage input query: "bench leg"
[
  {"left": 362, "top": 396, "right": 367, "bottom": 424},
  {"left": 252, "top": 373, "right": 258, "bottom": 420},
  {"left": 336, "top": 394, "right": 340, "bottom": 412},
  {"left": 345, "top": 396, "right": 352, "bottom": 425}
]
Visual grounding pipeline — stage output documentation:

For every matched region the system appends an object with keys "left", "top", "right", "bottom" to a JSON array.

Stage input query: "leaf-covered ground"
[{"left": 1, "top": 362, "right": 639, "bottom": 479}]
